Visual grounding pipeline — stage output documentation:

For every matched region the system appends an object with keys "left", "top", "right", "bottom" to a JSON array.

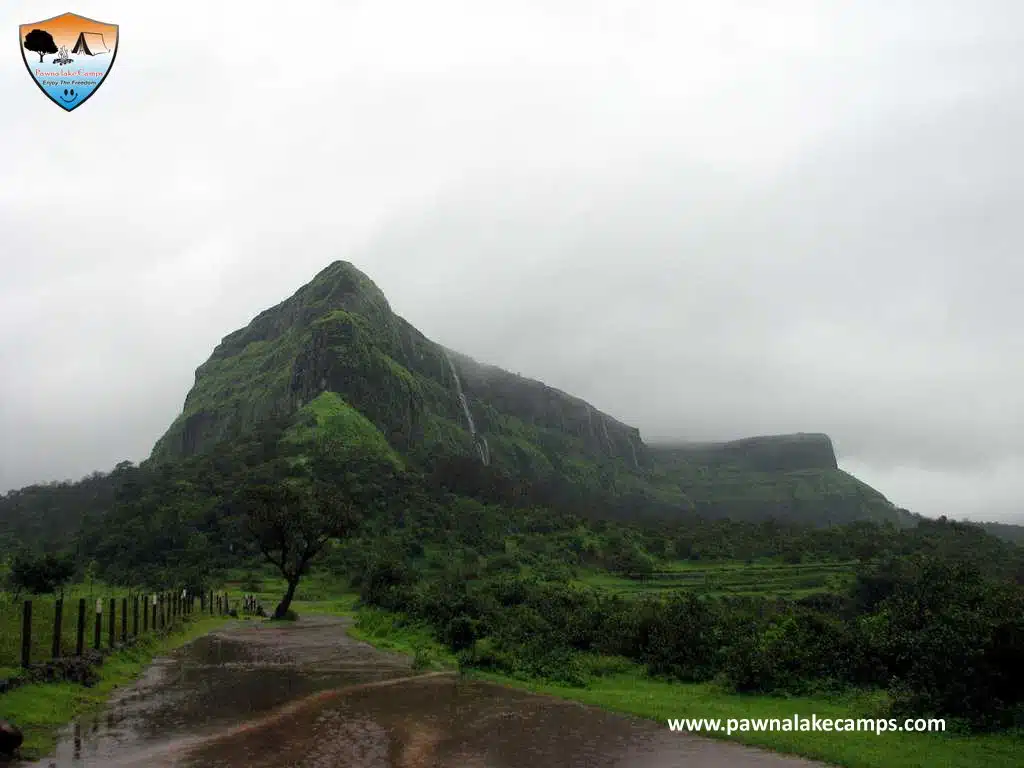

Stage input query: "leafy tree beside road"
[{"left": 234, "top": 446, "right": 392, "bottom": 619}]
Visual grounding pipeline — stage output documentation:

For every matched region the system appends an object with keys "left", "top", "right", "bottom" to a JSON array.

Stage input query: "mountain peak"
[{"left": 153, "top": 262, "right": 645, "bottom": 470}]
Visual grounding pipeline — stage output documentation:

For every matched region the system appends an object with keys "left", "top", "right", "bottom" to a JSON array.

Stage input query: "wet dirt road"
[{"left": 29, "top": 616, "right": 828, "bottom": 767}]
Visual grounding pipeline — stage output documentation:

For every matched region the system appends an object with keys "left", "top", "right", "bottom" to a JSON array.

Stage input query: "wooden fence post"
[
  {"left": 76, "top": 598, "right": 86, "bottom": 656},
  {"left": 52, "top": 598, "right": 64, "bottom": 659},
  {"left": 21, "top": 600, "right": 32, "bottom": 668},
  {"left": 143, "top": 595, "right": 149, "bottom": 633},
  {"left": 133, "top": 597, "right": 139, "bottom": 638},
  {"left": 108, "top": 598, "right": 116, "bottom": 648},
  {"left": 151, "top": 594, "right": 157, "bottom": 632},
  {"left": 94, "top": 599, "right": 102, "bottom": 650},
  {"left": 121, "top": 597, "right": 128, "bottom": 643}
]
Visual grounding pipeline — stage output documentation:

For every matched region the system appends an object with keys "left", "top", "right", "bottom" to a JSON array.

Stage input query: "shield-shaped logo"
[{"left": 19, "top": 12, "right": 118, "bottom": 112}]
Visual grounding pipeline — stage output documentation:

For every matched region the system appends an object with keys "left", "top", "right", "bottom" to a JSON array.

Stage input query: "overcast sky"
[{"left": 2, "top": 1, "right": 1021, "bottom": 523}]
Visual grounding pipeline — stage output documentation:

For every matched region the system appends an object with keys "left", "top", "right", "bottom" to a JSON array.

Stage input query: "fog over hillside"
[{"left": 1, "top": 0, "right": 1021, "bottom": 523}]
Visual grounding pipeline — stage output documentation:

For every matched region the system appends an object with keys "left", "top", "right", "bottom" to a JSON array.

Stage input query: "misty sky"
[{"left": 2, "top": 1, "right": 1022, "bottom": 523}]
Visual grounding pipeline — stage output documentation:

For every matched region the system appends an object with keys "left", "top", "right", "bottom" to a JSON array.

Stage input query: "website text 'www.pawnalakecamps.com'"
[{"left": 667, "top": 715, "right": 946, "bottom": 736}]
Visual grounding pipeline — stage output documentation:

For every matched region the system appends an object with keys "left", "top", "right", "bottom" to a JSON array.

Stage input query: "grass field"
[{"left": 577, "top": 560, "right": 857, "bottom": 599}]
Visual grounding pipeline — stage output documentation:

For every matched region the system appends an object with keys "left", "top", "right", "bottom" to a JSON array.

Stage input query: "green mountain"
[{"left": 152, "top": 261, "right": 903, "bottom": 526}]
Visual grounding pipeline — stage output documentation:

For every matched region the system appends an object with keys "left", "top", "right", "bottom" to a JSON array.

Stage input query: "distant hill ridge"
[
  {"left": 648, "top": 433, "right": 839, "bottom": 473},
  {"left": 152, "top": 261, "right": 903, "bottom": 526}
]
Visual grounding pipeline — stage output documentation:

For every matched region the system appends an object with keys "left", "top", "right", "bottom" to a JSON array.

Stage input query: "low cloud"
[{"left": 1, "top": 1, "right": 1020, "bottom": 523}]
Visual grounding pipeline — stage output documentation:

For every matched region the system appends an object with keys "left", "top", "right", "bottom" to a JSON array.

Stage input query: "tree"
[
  {"left": 7, "top": 551, "right": 75, "bottom": 599},
  {"left": 236, "top": 458, "right": 362, "bottom": 619},
  {"left": 24, "top": 29, "right": 57, "bottom": 63}
]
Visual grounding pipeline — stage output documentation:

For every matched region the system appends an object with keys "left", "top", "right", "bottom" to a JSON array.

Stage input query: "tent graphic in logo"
[{"left": 20, "top": 12, "right": 118, "bottom": 111}]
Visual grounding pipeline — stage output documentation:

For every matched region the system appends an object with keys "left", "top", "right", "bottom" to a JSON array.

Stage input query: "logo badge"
[{"left": 20, "top": 12, "right": 118, "bottom": 111}]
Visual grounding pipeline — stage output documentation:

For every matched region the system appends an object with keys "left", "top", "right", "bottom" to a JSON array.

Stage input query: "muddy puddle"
[{"left": 25, "top": 616, "right": 826, "bottom": 767}]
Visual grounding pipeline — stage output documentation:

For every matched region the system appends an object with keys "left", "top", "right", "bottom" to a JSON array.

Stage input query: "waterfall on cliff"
[
  {"left": 443, "top": 351, "right": 490, "bottom": 466},
  {"left": 599, "top": 413, "right": 615, "bottom": 456}
]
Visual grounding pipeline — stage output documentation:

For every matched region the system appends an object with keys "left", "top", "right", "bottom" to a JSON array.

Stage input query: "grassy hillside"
[{"left": 284, "top": 391, "right": 404, "bottom": 469}]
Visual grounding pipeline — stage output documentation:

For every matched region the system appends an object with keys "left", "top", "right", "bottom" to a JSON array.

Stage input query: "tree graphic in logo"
[
  {"left": 19, "top": 13, "right": 119, "bottom": 111},
  {"left": 23, "top": 29, "right": 57, "bottom": 63}
]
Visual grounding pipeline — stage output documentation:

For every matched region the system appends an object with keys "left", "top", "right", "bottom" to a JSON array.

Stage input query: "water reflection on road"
[{"left": 29, "top": 616, "right": 826, "bottom": 767}]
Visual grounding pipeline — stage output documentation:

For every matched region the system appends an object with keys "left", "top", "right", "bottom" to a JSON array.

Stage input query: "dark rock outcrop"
[
  {"left": 26, "top": 651, "right": 103, "bottom": 687},
  {"left": 0, "top": 719, "right": 23, "bottom": 755}
]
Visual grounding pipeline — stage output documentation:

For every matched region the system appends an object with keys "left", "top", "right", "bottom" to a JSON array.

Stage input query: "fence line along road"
[{"left": 5, "top": 589, "right": 233, "bottom": 671}]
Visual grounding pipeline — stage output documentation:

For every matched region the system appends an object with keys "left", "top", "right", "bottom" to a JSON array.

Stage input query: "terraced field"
[{"left": 578, "top": 560, "right": 857, "bottom": 599}]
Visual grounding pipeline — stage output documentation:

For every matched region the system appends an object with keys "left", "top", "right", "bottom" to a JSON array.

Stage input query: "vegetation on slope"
[
  {"left": 285, "top": 391, "right": 403, "bottom": 468},
  {"left": 146, "top": 260, "right": 903, "bottom": 528}
]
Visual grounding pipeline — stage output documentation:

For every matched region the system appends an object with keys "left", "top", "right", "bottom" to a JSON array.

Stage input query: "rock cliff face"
[{"left": 444, "top": 350, "right": 646, "bottom": 469}]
